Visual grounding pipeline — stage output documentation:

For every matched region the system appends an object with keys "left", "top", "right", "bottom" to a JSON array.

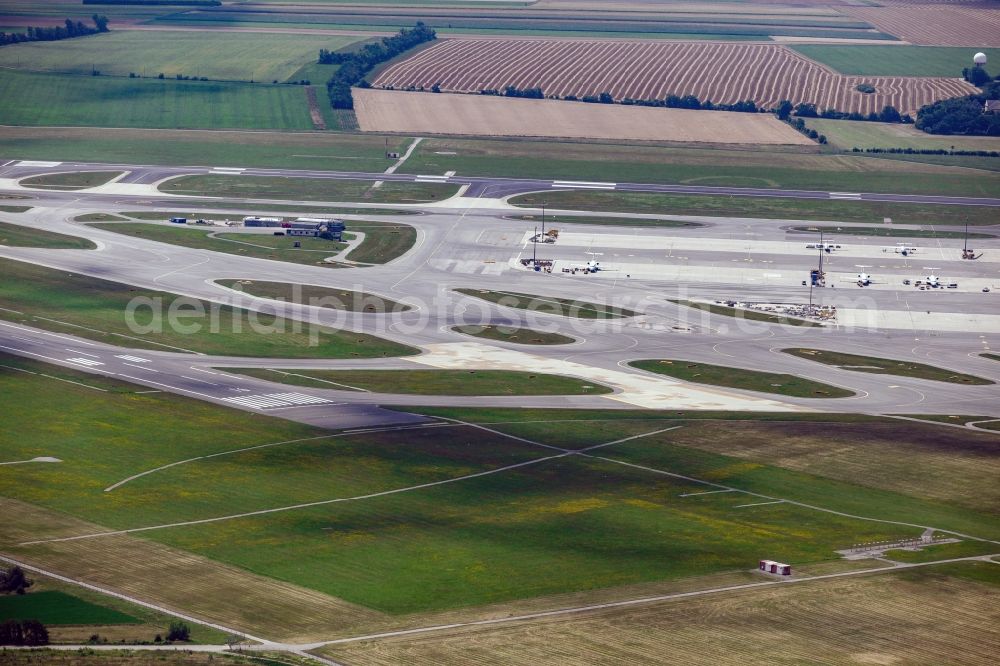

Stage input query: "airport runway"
[
  {"left": 3, "top": 158, "right": 999, "bottom": 207},
  {"left": 1, "top": 160, "right": 999, "bottom": 427}
]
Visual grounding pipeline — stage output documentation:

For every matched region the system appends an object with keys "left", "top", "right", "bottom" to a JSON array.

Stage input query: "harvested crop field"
[
  {"left": 354, "top": 89, "right": 813, "bottom": 145},
  {"left": 373, "top": 39, "right": 977, "bottom": 115},
  {"left": 843, "top": 6, "right": 1000, "bottom": 47}
]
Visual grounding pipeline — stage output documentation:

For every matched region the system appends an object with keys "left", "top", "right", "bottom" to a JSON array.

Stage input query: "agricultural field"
[
  {"left": 0, "top": 70, "right": 318, "bottom": 131},
  {"left": 0, "top": 590, "right": 139, "bottom": 625},
  {"left": 159, "top": 174, "right": 458, "bottom": 203},
  {"left": 803, "top": 118, "right": 1000, "bottom": 152},
  {"left": 354, "top": 89, "right": 813, "bottom": 145},
  {"left": 0, "top": 258, "right": 415, "bottom": 358},
  {"left": 792, "top": 45, "right": 1000, "bottom": 77},
  {"left": 150, "top": 2, "right": 891, "bottom": 40},
  {"left": 0, "top": 31, "right": 358, "bottom": 82},
  {"left": 372, "top": 39, "right": 977, "bottom": 115},
  {"left": 843, "top": 5, "right": 1000, "bottom": 47},
  {"left": 319, "top": 565, "right": 1000, "bottom": 665}
]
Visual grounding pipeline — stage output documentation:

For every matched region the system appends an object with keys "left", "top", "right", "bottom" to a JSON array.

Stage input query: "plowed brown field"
[
  {"left": 373, "top": 40, "right": 977, "bottom": 115},
  {"left": 354, "top": 88, "right": 814, "bottom": 145},
  {"left": 842, "top": 6, "right": 1000, "bottom": 47}
]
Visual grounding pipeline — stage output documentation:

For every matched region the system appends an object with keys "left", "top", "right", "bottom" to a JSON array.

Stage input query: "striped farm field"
[
  {"left": 373, "top": 39, "right": 977, "bottom": 116},
  {"left": 843, "top": 6, "right": 1000, "bottom": 47}
]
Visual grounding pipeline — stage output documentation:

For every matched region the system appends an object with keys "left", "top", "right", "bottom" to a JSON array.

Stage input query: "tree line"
[
  {"left": 0, "top": 15, "right": 108, "bottom": 47},
  {"left": 917, "top": 73, "right": 999, "bottom": 136},
  {"left": 321, "top": 22, "right": 436, "bottom": 110}
]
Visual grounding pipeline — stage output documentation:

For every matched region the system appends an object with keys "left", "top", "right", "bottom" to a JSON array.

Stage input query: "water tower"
[{"left": 974, "top": 52, "right": 988, "bottom": 67}]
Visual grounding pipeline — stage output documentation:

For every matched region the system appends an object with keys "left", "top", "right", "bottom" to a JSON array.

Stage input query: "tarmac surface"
[{"left": 1, "top": 158, "right": 999, "bottom": 428}]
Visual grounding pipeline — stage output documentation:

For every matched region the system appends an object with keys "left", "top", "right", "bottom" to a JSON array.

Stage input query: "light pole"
[
  {"left": 541, "top": 203, "right": 546, "bottom": 237},
  {"left": 532, "top": 226, "right": 538, "bottom": 267}
]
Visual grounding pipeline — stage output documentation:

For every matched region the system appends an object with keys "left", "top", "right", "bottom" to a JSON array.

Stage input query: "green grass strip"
[{"left": 630, "top": 359, "right": 854, "bottom": 398}]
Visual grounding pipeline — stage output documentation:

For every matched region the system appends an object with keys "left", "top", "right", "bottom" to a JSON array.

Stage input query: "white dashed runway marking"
[
  {"left": 66, "top": 357, "right": 103, "bottom": 367},
  {"left": 115, "top": 355, "right": 150, "bottom": 363},
  {"left": 220, "top": 392, "right": 333, "bottom": 410}
]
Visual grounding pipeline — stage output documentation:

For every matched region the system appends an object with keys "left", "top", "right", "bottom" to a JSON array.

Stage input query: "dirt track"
[{"left": 354, "top": 89, "right": 813, "bottom": 145}]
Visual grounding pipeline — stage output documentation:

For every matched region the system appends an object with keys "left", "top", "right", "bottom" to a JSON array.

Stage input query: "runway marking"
[
  {"left": 66, "top": 357, "right": 104, "bottom": 367},
  {"left": 220, "top": 392, "right": 334, "bottom": 410},
  {"left": 67, "top": 350, "right": 101, "bottom": 358},
  {"left": 122, "top": 362, "right": 157, "bottom": 372},
  {"left": 188, "top": 366, "right": 219, "bottom": 375},
  {"left": 16, "top": 160, "right": 61, "bottom": 167},
  {"left": 552, "top": 180, "right": 615, "bottom": 190},
  {"left": 180, "top": 375, "right": 220, "bottom": 386},
  {"left": 115, "top": 354, "right": 150, "bottom": 363},
  {"left": 209, "top": 167, "right": 245, "bottom": 174},
  {"left": 734, "top": 500, "right": 785, "bottom": 509},
  {"left": 829, "top": 192, "right": 861, "bottom": 199}
]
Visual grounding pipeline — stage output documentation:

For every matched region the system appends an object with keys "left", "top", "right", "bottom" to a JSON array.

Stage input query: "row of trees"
[
  {"left": 781, "top": 100, "right": 911, "bottom": 124},
  {"left": 916, "top": 70, "right": 999, "bottom": 136},
  {"left": 0, "top": 15, "right": 108, "bottom": 46},
  {"left": 322, "top": 22, "right": 436, "bottom": 109},
  {"left": 0, "top": 619, "right": 48, "bottom": 646},
  {"left": 852, "top": 146, "right": 1000, "bottom": 157}
]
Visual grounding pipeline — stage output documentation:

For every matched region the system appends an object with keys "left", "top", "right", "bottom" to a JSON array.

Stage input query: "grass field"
[
  {"left": 0, "top": 590, "right": 139, "bottom": 625},
  {"left": 319, "top": 565, "right": 1000, "bottom": 665},
  {"left": 0, "top": 126, "right": 408, "bottom": 173},
  {"left": 216, "top": 368, "right": 613, "bottom": 396},
  {"left": 452, "top": 324, "right": 575, "bottom": 346},
  {"left": 792, "top": 45, "right": 1000, "bottom": 77},
  {"left": 19, "top": 171, "right": 122, "bottom": 190},
  {"left": 216, "top": 280, "right": 409, "bottom": 313},
  {"left": 629, "top": 359, "right": 854, "bottom": 398},
  {"left": 783, "top": 348, "right": 994, "bottom": 385},
  {"left": 90, "top": 222, "right": 351, "bottom": 268},
  {"left": 404, "top": 136, "right": 1000, "bottom": 198},
  {"left": 0, "top": 205, "right": 31, "bottom": 213},
  {"left": 0, "top": 221, "right": 95, "bottom": 249},
  {"left": 0, "top": 258, "right": 415, "bottom": 358},
  {"left": 0, "top": 31, "right": 359, "bottom": 82},
  {"left": 0, "top": 70, "right": 317, "bottom": 131},
  {"left": 3, "top": 357, "right": 998, "bottom": 626},
  {"left": 512, "top": 191, "right": 1000, "bottom": 226},
  {"left": 343, "top": 221, "right": 418, "bottom": 264},
  {"left": 804, "top": 118, "right": 1000, "bottom": 152},
  {"left": 456, "top": 289, "right": 636, "bottom": 319},
  {"left": 671, "top": 300, "right": 820, "bottom": 328},
  {"left": 159, "top": 175, "right": 457, "bottom": 203}
]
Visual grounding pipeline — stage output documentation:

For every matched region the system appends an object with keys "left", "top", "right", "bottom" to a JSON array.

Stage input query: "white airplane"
[
  {"left": 585, "top": 251, "right": 603, "bottom": 273},
  {"left": 843, "top": 266, "right": 880, "bottom": 287}
]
